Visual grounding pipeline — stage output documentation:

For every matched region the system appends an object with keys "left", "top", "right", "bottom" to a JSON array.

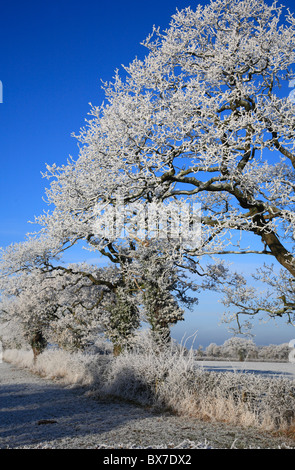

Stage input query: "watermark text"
[{"left": 92, "top": 199, "right": 201, "bottom": 248}]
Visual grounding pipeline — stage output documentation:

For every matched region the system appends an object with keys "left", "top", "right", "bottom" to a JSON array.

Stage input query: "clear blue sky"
[{"left": 1, "top": 0, "right": 295, "bottom": 348}]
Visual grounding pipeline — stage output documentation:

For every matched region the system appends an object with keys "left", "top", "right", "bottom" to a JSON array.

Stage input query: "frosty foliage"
[
  {"left": 38, "top": 0, "right": 295, "bottom": 279},
  {"left": 99, "top": 329, "right": 199, "bottom": 413},
  {"left": 220, "top": 264, "right": 295, "bottom": 332},
  {"left": 0, "top": 241, "right": 200, "bottom": 354},
  {"left": 0, "top": 264, "right": 116, "bottom": 352}
]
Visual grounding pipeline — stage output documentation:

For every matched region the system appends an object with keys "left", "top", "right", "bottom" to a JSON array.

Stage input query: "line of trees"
[
  {"left": 198, "top": 337, "right": 291, "bottom": 362},
  {"left": 1, "top": 0, "right": 295, "bottom": 357},
  {"left": 0, "top": 245, "right": 200, "bottom": 357}
]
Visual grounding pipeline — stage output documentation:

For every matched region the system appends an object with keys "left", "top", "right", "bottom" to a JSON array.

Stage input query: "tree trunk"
[
  {"left": 30, "top": 331, "right": 47, "bottom": 363},
  {"left": 261, "top": 231, "right": 295, "bottom": 278}
]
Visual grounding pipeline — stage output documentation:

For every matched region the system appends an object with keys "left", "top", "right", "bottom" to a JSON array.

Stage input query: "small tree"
[
  {"left": 0, "top": 238, "right": 197, "bottom": 355},
  {"left": 205, "top": 342, "right": 222, "bottom": 358},
  {"left": 222, "top": 337, "right": 257, "bottom": 361}
]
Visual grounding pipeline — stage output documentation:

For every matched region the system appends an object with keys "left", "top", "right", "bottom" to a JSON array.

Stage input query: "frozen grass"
[
  {"left": 98, "top": 332, "right": 295, "bottom": 433},
  {"left": 3, "top": 347, "right": 109, "bottom": 388},
  {"left": 3, "top": 331, "right": 295, "bottom": 437}
]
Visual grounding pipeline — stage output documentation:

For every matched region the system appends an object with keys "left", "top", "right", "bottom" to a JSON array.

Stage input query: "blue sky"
[{"left": 1, "top": 0, "right": 295, "bottom": 348}]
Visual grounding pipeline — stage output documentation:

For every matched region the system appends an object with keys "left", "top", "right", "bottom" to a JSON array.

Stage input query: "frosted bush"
[
  {"left": 33, "top": 349, "right": 94, "bottom": 384},
  {"left": 100, "top": 330, "right": 199, "bottom": 412},
  {"left": 3, "top": 348, "right": 34, "bottom": 368},
  {"left": 99, "top": 330, "right": 295, "bottom": 431}
]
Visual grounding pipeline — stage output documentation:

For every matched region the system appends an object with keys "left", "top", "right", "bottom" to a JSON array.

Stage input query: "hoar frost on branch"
[{"left": 221, "top": 264, "right": 295, "bottom": 334}]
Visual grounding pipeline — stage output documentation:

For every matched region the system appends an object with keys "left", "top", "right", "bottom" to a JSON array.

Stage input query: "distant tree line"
[{"left": 196, "top": 337, "right": 291, "bottom": 362}]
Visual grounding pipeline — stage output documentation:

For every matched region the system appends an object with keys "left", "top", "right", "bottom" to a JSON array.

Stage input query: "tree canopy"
[
  {"left": 39, "top": 0, "right": 295, "bottom": 276},
  {"left": 1, "top": 0, "right": 295, "bottom": 350}
]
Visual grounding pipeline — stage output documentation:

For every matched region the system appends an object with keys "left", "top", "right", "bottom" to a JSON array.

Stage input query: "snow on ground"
[
  {"left": 196, "top": 360, "right": 295, "bottom": 380},
  {"left": 1, "top": 361, "right": 295, "bottom": 449}
]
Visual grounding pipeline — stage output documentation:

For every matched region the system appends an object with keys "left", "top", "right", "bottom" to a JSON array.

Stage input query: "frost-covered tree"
[
  {"left": 127, "top": 242, "right": 198, "bottom": 344},
  {"left": 99, "top": 240, "right": 199, "bottom": 348},
  {"left": 0, "top": 237, "right": 200, "bottom": 353},
  {"left": 38, "top": 0, "right": 295, "bottom": 281},
  {"left": 221, "top": 337, "right": 257, "bottom": 361},
  {"left": 258, "top": 342, "right": 289, "bottom": 361},
  {"left": 0, "top": 265, "right": 113, "bottom": 355},
  {"left": 3, "top": 0, "right": 295, "bottom": 346},
  {"left": 0, "top": 239, "right": 139, "bottom": 355},
  {"left": 205, "top": 342, "right": 222, "bottom": 358},
  {"left": 0, "top": 269, "right": 53, "bottom": 356}
]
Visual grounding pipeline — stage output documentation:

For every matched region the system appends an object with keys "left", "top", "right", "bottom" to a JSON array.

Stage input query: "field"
[{"left": 196, "top": 360, "right": 295, "bottom": 381}]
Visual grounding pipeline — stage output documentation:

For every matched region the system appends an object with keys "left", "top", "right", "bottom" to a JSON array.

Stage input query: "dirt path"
[{"left": 0, "top": 361, "right": 294, "bottom": 449}]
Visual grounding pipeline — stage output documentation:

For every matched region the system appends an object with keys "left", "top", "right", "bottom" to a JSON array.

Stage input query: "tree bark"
[{"left": 260, "top": 231, "right": 295, "bottom": 278}]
